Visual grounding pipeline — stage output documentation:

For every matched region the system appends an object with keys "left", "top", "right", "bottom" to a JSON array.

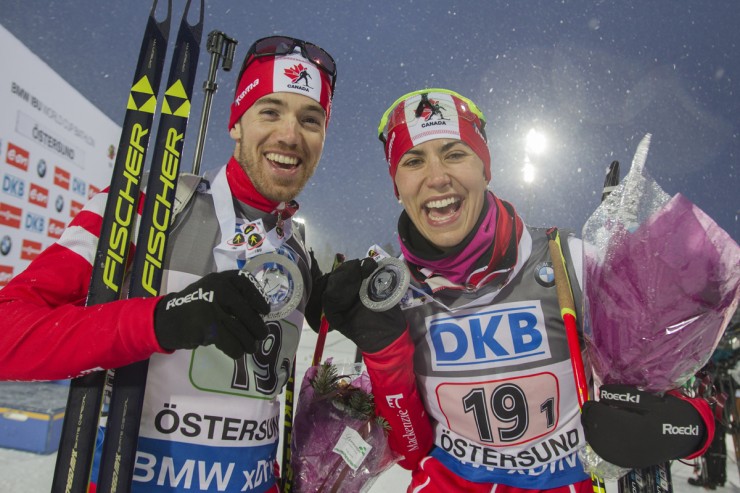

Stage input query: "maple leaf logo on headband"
[{"left": 284, "top": 63, "right": 313, "bottom": 88}]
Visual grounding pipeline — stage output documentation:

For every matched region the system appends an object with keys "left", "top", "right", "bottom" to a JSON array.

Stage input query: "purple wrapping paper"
[
  {"left": 290, "top": 364, "right": 399, "bottom": 493},
  {"left": 583, "top": 193, "right": 739, "bottom": 393}
]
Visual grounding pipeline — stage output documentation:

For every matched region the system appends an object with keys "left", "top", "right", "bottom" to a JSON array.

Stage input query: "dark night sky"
[{"left": 2, "top": 0, "right": 737, "bottom": 269}]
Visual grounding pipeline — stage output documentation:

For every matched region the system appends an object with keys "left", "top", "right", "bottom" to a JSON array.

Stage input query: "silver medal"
[
  {"left": 242, "top": 253, "right": 303, "bottom": 321},
  {"left": 360, "top": 257, "right": 410, "bottom": 312}
]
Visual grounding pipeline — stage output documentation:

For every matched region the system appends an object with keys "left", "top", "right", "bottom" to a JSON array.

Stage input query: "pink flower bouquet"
[
  {"left": 290, "top": 361, "right": 400, "bottom": 493},
  {"left": 582, "top": 134, "right": 740, "bottom": 393}
]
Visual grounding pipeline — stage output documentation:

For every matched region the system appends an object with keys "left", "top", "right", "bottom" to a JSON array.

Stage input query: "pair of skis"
[
  {"left": 597, "top": 161, "right": 673, "bottom": 493},
  {"left": 548, "top": 160, "right": 671, "bottom": 493},
  {"left": 51, "top": 2, "right": 176, "bottom": 490},
  {"left": 52, "top": 2, "right": 235, "bottom": 491}
]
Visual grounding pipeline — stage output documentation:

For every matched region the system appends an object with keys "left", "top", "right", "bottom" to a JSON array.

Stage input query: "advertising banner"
[{"left": 0, "top": 24, "right": 121, "bottom": 285}]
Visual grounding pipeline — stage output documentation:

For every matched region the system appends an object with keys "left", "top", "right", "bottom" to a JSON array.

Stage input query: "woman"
[{"left": 322, "top": 88, "right": 712, "bottom": 492}]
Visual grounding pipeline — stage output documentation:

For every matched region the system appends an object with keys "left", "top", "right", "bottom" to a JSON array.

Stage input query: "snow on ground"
[
  {"left": 1, "top": 445, "right": 737, "bottom": 492},
  {"left": 1, "top": 327, "right": 738, "bottom": 492}
]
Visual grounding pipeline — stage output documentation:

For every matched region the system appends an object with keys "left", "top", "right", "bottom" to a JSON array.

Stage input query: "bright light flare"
[
  {"left": 525, "top": 128, "right": 547, "bottom": 155},
  {"left": 523, "top": 160, "right": 536, "bottom": 183}
]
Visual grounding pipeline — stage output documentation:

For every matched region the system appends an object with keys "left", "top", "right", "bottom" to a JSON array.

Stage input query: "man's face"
[
  {"left": 230, "top": 92, "right": 326, "bottom": 202},
  {"left": 394, "top": 138, "right": 488, "bottom": 251}
]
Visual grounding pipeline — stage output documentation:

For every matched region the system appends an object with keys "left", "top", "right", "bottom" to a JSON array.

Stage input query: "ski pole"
[
  {"left": 191, "top": 30, "right": 237, "bottom": 175},
  {"left": 311, "top": 253, "right": 346, "bottom": 367},
  {"left": 547, "top": 228, "right": 590, "bottom": 407},
  {"left": 546, "top": 227, "right": 606, "bottom": 493},
  {"left": 282, "top": 253, "right": 345, "bottom": 493}
]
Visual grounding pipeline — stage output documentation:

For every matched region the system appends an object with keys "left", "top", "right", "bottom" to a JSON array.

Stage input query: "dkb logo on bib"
[{"left": 426, "top": 301, "right": 551, "bottom": 371}]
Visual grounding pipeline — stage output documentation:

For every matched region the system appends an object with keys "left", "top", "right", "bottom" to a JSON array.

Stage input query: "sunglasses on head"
[
  {"left": 377, "top": 88, "right": 487, "bottom": 144},
  {"left": 238, "top": 35, "right": 337, "bottom": 96}
]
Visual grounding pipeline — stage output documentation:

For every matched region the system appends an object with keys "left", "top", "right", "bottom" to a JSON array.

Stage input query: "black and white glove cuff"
[{"left": 581, "top": 384, "right": 715, "bottom": 468}]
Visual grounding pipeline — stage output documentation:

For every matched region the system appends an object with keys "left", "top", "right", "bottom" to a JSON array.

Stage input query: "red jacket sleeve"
[
  {"left": 362, "top": 329, "right": 433, "bottom": 470},
  {"left": 0, "top": 193, "right": 165, "bottom": 381}
]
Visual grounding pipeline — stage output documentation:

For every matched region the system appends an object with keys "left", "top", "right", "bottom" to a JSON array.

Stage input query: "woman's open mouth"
[{"left": 424, "top": 196, "right": 461, "bottom": 223}]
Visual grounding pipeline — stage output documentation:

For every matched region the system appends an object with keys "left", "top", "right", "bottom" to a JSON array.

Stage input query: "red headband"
[
  {"left": 382, "top": 91, "right": 490, "bottom": 197},
  {"left": 229, "top": 50, "right": 333, "bottom": 130}
]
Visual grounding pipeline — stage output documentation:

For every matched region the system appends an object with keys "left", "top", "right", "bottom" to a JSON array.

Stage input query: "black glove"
[
  {"left": 323, "top": 258, "right": 407, "bottom": 354},
  {"left": 581, "top": 384, "right": 713, "bottom": 468},
  {"left": 154, "top": 270, "right": 270, "bottom": 359}
]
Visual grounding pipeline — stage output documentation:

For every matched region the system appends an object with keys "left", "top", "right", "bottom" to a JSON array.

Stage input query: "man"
[{"left": 0, "top": 36, "right": 336, "bottom": 493}]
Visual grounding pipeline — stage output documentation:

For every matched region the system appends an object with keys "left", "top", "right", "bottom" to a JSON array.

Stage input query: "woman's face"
[{"left": 394, "top": 138, "right": 488, "bottom": 251}]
